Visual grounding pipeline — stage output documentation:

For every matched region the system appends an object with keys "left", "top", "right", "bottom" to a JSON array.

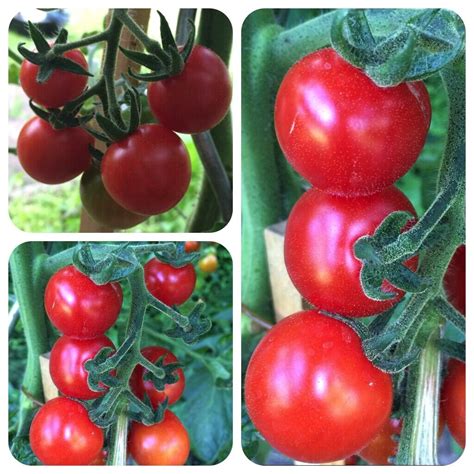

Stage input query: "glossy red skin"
[
  {"left": 44, "top": 265, "right": 123, "bottom": 338},
  {"left": 245, "top": 310, "right": 393, "bottom": 463},
  {"left": 285, "top": 186, "right": 418, "bottom": 317},
  {"left": 80, "top": 165, "right": 148, "bottom": 229},
  {"left": 441, "top": 359, "right": 465, "bottom": 448},
  {"left": 17, "top": 117, "right": 92, "bottom": 184},
  {"left": 129, "top": 411, "right": 190, "bottom": 465},
  {"left": 20, "top": 49, "right": 88, "bottom": 109},
  {"left": 29, "top": 397, "right": 104, "bottom": 465},
  {"left": 358, "top": 418, "right": 402, "bottom": 465},
  {"left": 275, "top": 48, "right": 431, "bottom": 196},
  {"left": 443, "top": 245, "right": 465, "bottom": 315},
  {"left": 148, "top": 45, "right": 232, "bottom": 133},
  {"left": 101, "top": 124, "right": 191, "bottom": 215},
  {"left": 184, "top": 241, "right": 200, "bottom": 253},
  {"left": 144, "top": 258, "right": 196, "bottom": 306},
  {"left": 130, "top": 346, "right": 185, "bottom": 408},
  {"left": 50, "top": 335, "right": 115, "bottom": 400}
]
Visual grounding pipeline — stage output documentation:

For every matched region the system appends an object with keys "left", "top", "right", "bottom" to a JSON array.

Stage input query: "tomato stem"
[
  {"left": 397, "top": 330, "right": 441, "bottom": 464},
  {"left": 107, "top": 401, "right": 129, "bottom": 466},
  {"left": 9, "top": 243, "right": 50, "bottom": 445}
]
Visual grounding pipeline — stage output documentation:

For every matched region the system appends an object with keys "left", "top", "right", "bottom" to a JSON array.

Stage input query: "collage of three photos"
[{"left": 7, "top": 7, "right": 465, "bottom": 467}]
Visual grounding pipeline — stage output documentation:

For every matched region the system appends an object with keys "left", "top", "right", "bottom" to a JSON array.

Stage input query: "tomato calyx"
[
  {"left": 28, "top": 99, "right": 93, "bottom": 130},
  {"left": 18, "top": 22, "right": 91, "bottom": 85},
  {"left": 117, "top": 10, "right": 195, "bottom": 82},
  {"left": 331, "top": 10, "right": 465, "bottom": 87}
]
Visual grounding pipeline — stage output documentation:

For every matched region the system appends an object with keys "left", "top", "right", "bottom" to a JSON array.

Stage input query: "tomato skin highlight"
[
  {"left": 50, "top": 335, "right": 115, "bottom": 400},
  {"left": 101, "top": 124, "right": 191, "bottom": 216},
  {"left": 148, "top": 45, "right": 232, "bottom": 133},
  {"left": 80, "top": 165, "right": 148, "bottom": 229},
  {"left": 244, "top": 310, "right": 393, "bottom": 463},
  {"left": 17, "top": 117, "right": 93, "bottom": 185},
  {"left": 29, "top": 397, "right": 104, "bottom": 465},
  {"left": 128, "top": 411, "right": 190, "bottom": 465},
  {"left": 130, "top": 346, "right": 185, "bottom": 408},
  {"left": 44, "top": 265, "right": 123, "bottom": 338},
  {"left": 441, "top": 359, "right": 465, "bottom": 448},
  {"left": 443, "top": 245, "right": 465, "bottom": 315},
  {"left": 275, "top": 48, "right": 431, "bottom": 196},
  {"left": 284, "top": 186, "right": 418, "bottom": 317},
  {"left": 144, "top": 258, "right": 196, "bottom": 306},
  {"left": 20, "top": 49, "right": 89, "bottom": 109}
]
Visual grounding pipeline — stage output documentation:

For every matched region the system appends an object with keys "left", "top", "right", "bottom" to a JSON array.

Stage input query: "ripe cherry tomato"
[
  {"left": 20, "top": 48, "right": 89, "bottom": 109},
  {"left": 89, "top": 450, "right": 107, "bottom": 465},
  {"left": 148, "top": 45, "right": 232, "bottom": 133},
  {"left": 130, "top": 346, "right": 185, "bottom": 408},
  {"left": 29, "top": 397, "right": 104, "bottom": 465},
  {"left": 284, "top": 186, "right": 418, "bottom": 317},
  {"left": 17, "top": 117, "right": 92, "bottom": 184},
  {"left": 198, "top": 254, "right": 218, "bottom": 273},
  {"left": 184, "top": 241, "right": 200, "bottom": 253},
  {"left": 49, "top": 335, "right": 115, "bottom": 400},
  {"left": 80, "top": 164, "right": 148, "bottom": 229},
  {"left": 275, "top": 48, "right": 431, "bottom": 196},
  {"left": 443, "top": 245, "right": 465, "bottom": 315},
  {"left": 101, "top": 124, "right": 191, "bottom": 216},
  {"left": 358, "top": 418, "right": 402, "bottom": 465},
  {"left": 441, "top": 359, "right": 465, "bottom": 448},
  {"left": 128, "top": 410, "right": 190, "bottom": 465},
  {"left": 144, "top": 258, "right": 196, "bottom": 306},
  {"left": 245, "top": 310, "right": 393, "bottom": 463},
  {"left": 44, "top": 265, "right": 123, "bottom": 338}
]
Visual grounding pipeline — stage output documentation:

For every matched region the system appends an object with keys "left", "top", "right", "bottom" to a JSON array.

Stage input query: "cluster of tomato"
[
  {"left": 17, "top": 41, "right": 231, "bottom": 228},
  {"left": 245, "top": 48, "right": 465, "bottom": 464},
  {"left": 29, "top": 253, "right": 201, "bottom": 465}
]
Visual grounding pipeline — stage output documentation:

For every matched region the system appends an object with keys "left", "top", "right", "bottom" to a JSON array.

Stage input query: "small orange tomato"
[
  {"left": 184, "top": 241, "right": 200, "bottom": 253},
  {"left": 198, "top": 254, "right": 218, "bottom": 273}
]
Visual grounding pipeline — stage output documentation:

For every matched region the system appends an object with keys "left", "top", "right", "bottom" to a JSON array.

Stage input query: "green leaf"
[
  {"left": 174, "top": 369, "right": 232, "bottom": 463},
  {"left": 8, "top": 62, "right": 20, "bottom": 84}
]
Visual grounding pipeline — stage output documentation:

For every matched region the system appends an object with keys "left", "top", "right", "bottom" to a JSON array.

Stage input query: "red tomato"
[
  {"left": 148, "top": 45, "right": 232, "bottom": 133},
  {"left": 443, "top": 245, "right": 465, "bottom": 315},
  {"left": 17, "top": 117, "right": 92, "bottom": 184},
  {"left": 198, "top": 254, "right": 218, "bottom": 273},
  {"left": 184, "top": 241, "right": 200, "bottom": 253},
  {"left": 50, "top": 335, "right": 115, "bottom": 400},
  {"left": 29, "top": 397, "right": 104, "bottom": 465},
  {"left": 245, "top": 310, "right": 393, "bottom": 463},
  {"left": 284, "top": 186, "right": 418, "bottom": 317},
  {"left": 130, "top": 346, "right": 185, "bottom": 408},
  {"left": 274, "top": 48, "right": 431, "bottom": 196},
  {"left": 20, "top": 48, "right": 88, "bottom": 109},
  {"left": 144, "top": 258, "right": 196, "bottom": 306},
  {"left": 101, "top": 124, "right": 191, "bottom": 216},
  {"left": 441, "top": 359, "right": 465, "bottom": 448},
  {"left": 80, "top": 165, "right": 148, "bottom": 229},
  {"left": 44, "top": 265, "right": 123, "bottom": 338},
  {"left": 358, "top": 418, "right": 402, "bottom": 465},
  {"left": 89, "top": 450, "right": 107, "bottom": 465},
  {"left": 128, "top": 410, "right": 190, "bottom": 465}
]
